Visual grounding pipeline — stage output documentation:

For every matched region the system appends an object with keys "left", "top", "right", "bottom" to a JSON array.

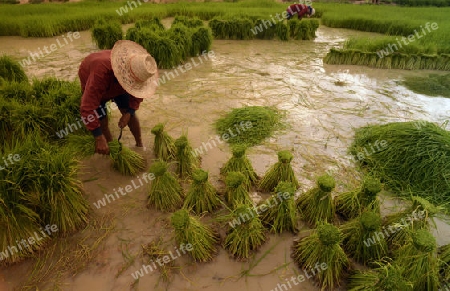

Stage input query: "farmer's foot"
[{"left": 135, "top": 140, "right": 143, "bottom": 147}]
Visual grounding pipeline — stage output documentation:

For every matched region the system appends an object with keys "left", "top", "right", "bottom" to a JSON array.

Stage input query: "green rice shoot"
[
  {"left": 151, "top": 123, "right": 176, "bottom": 161},
  {"left": 183, "top": 169, "right": 221, "bottom": 214},
  {"left": 259, "top": 150, "right": 299, "bottom": 192},
  {"left": 221, "top": 144, "right": 258, "bottom": 190},
  {"left": 108, "top": 140, "right": 146, "bottom": 176},
  {"left": 224, "top": 171, "right": 253, "bottom": 209}
]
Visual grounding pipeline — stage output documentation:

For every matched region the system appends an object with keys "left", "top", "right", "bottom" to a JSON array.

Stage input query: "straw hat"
[{"left": 111, "top": 40, "right": 159, "bottom": 99}]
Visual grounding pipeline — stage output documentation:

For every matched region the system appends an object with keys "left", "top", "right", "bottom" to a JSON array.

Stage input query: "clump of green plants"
[
  {"left": 171, "top": 209, "right": 218, "bottom": 262},
  {"left": 108, "top": 140, "right": 146, "bottom": 176},
  {"left": 151, "top": 123, "right": 176, "bottom": 161},
  {"left": 0, "top": 55, "right": 28, "bottom": 83},
  {"left": 335, "top": 176, "right": 382, "bottom": 220},
  {"left": 394, "top": 229, "right": 440, "bottom": 290},
  {"left": 402, "top": 73, "right": 450, "bottom": 98},
  {"left": 438, "top": 243, "right": 450, "bottom": 282},
  {"left": 175, "top": 135, "right": 199, "bottom": 179},
  {"left": 259, "top": 150, "right": 299, "bottom": 192},
  {"left": 340, "top": 211, "right": 388, "bottom": 264},
  {"left": 297, "top": 174, "right": 335, "bottom": 227},
  {"left": 183, "top": 169, "right": 221, "bottom": 214},
  {"left": 288, "top": 19, "right": 319, "bottom": 40},
  {"left": 208, "top": 17, "right": 254, "bottom": 40},
  {"left": 260, "top": 181, "right": 298, "bottom": 234},
  {"left": 172, "top": 16, "right": 203, "bottom": 28},
  {"left": 167, "top": 24, "right": 193, "bottom": 60},
  {"left": 221, "top": 144, "right": 257, "bottom": 190},
  {"left": 347, "top": 261, "right": 412, "bottom": 291},
  {"left": 67, "top": 134, "right": 96, "bottom": 157},
  {"left": 222, "top": 204, "right": 267, "bottom": 260},
  {"left": 135, "top": 17, "right": 165, "bottom": 31},
  {"left": 153, "top": 36, "right": 182, "bottom": 69},
  {"left": 190, "top": 27, "right": 213, "bottom": 56},
  {"left": 147, "top": 161, "right": 183, "bottom": 212},
  {"left": 292, "top": 223, "right": 350, "bottom": 291},
  {"left": 215, "top": 106, "right": 283, "bottom": 146},
  {"left": 91, "top": 19, "right": 123, "bottom": 49},
  {"left": 350, "top": 121, "right": 450, "bottom": 209},
  {"left": 253, "top": 19, "right": 288, "bottom": 41},
  {"left": 225, "top": 171, "right": 253, "bottom": 208}
]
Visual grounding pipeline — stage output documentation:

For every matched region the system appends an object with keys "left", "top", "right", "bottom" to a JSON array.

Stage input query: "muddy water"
[{"left": 1, "top": 24, "right": 450, "bottom": 291}]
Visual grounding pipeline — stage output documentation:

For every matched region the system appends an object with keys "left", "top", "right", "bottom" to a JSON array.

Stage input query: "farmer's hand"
[
  {"left": 118, "top": 112, "right": 131, "bottom": 128},
  {"left": 95, "top": 135, "right": 110, "bottom": 155}
]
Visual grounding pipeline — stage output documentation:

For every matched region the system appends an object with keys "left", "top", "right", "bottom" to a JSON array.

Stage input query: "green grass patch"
[{"left": 401, "top": 73, "right": 450, "bottom": 97}]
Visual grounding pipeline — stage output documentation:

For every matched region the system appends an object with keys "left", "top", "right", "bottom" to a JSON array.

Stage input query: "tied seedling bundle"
[
  {"left": 259, "top": 150, "right": 299, "bottom": 192},
  {"left": 175, "top": 135, "right": 199, "bottom": 179},
  {"left": 340, "top": 211, "right": 388, "bottom": 264},
  {"left": 208, "top": 17, "right": 254, "bottom": 40},
  {"left": 0, "top": 55, "right": 28, "bottom": 83},
  {"left": 260, "top": 181, "right": 298, "bottom": 234},
  {"left": 172, "top": 16, "right": 203, "bottom": 28},
  {"left": 222, "top": 204, "right": 267, "bottom": 260},
  {"left": 147, "top": 161, "right": 183, "bottom": 212},
  {"left": 347, "top": 261, "right": 412, "bottom": 291},
  {"left": 438, "top": 243, "right": 450, "bottom": 282},
  {"left": 215, "top": 106, "right": 283, "bottom": 146},
  {"left": 349, "top": 121, "right": 450, "bottom": 209},
  {"left": 296, "top": 174, "right": 336, "bottom": 227},
  {"left": 171, "top": 209, "right": 218, "bottom": 262},
  {"left": 151, "top": 123, "right": 176, "bottom": 161},
  {"left": 383, "top": 196, "right": 442, "bottom": 251},
  {"left": 221, "top": 144, "right": 258, "bottom": 190},
  {"left": 190, "top": 27, "right": 212, "bottom": 56},
  {"left": 108, "top": 140, "right": 146, "bottom": 176},
  {"left": 225, "top": 172, "right": 253, "bottom": 209},
  {"left": 393, "top": 229, "right": 440, "bottom": 291},
  {"left": 335, "top": 176, "right": 382, "bottom": 220},
  {"left": 292, "top": 223, "right": 350, "bottom": 291},
  {"left": 67, "top": 134, "right": 95, "bottom": 157},
  {"left": 183, "top": 169, "right": 221, "bottom": 214},
  {"left": 91, "top": 19, "right": 123, "bottom": 49}
]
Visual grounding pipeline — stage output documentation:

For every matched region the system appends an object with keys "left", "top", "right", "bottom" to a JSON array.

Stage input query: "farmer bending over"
[
  {"left": 78, "top": 40, "right": 158, "bottom": 155},
  {"left": 286, "top": 4, "right": 315, "bottom": 20}
]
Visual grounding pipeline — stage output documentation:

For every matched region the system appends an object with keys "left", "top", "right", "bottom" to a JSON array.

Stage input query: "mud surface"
[{"left": 0, "top": 23, "right": 449, "bottom": 291}]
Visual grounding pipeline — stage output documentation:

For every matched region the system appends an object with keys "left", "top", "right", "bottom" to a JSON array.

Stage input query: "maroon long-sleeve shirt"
[
  {"left": 287, "top": 4, "right": 309, "bottom": 19},
  {"left": 78, "top": 50, "right": 143, "bottom": 135}
]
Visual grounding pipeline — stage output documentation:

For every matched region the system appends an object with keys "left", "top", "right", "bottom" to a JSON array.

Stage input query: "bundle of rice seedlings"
[
  {"left": 183, "top": 169, "right": 221, "bottom": 214},
  {"left": 190, "top": 27, "right": 212, "bottom": 56},
  {"left": 220, "top": 144, "right": 257, "bottom": 190},
  {"left": 167, "top": 24, "right": 193, "bottom": 61},
  {"left": 384, "top": 196, "right": 441, "bottom": 250},
  {"left": 335, "top": 176, "right": 382, "bottom": 220},
  {"left": 147, "top": 160, "right": 183, "bottom": 212},
  {"left": 260, "top": 181, "right": 298, "bottom": 233},
  {"left": 208, "top": 17, "right": 253, "bottom": 40},
  {"left": 0, "top": 96, "right": 12, "bottom": 143},
  {"left": 151, "top": 123, "right": 176, "bottom": 161},
  {"left": 254, "top": 19, "right": 277, "bottom": 40},
  {"left": 394, "top": 229, "right": 440, "bottom": 290},
  {"left": 349, "top": 121, "right": 450, "bottom": 208},
  {"left": 275, "top": 22, "right": 289, "bottom": 41},
  {"left": 225, "top": 172, "right": 253, "bottom": 208},
  {"left": 340, "top": 211, "right": 388, "bottom": 264},
  {"left": 175, "top": 135, "right": 198, "bottom": 179},
  {"left": 438, "top": 243, "right": 450, "bottom": 282},
  {"left": 215, "top": 106, "right": 283, "bottom": 146},
  {"left": 259, "top": 150, "right": 299, "bottom": 192},
  {"left": 1, "top": 81, "right": 34, "bottom": 103},
  {"left": 10, "top": 101, "right": 53, "bottom": 140},
  {"left": 66, "top": 134, "right": 95, "bottom": 157},
  {"left": 347, "top": 261, "right": 412, "bottom": 291},
  {"left": 222, "top": 204, "right": 267, "bottom": 260},
  {"left": 135, "top": 17, "right": 165, "bottom": 31},
  {"left": 172, "top": 16, "right": 203, "bottom": 28},
  {"left": 153, "top": 36, "right": 182, "bottom": 69},
  {"left": 0, "top": 55, "right": 27, "bottom": 83},
  {"left": 292, "top": 223, "right": 350, "bottom": 290},
  {"left": 171, "top": 209, "right": 218, "bottom": 262},
  {"left": 108, "top": 140, "right": 146, "bottom": 176},
  {"left": 91, "top": 19, "right": 123, "bottom": 49},
  {"left": 296, "top": 174, "right": 335, "bottom": 227}
]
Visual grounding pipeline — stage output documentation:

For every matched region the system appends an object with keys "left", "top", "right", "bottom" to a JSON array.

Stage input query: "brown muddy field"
[{"left": 0, "top": 21, "right": 450, "bottom": 291}]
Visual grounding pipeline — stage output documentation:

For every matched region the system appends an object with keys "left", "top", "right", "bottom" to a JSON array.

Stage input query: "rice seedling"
[
  {"left": 393, "top": 229, "right": 440, "bottom": 291},
  {"left": 340, "top": 211, "right": 388, "bottom": 264},
  {"left": 108, "top": 140, "right": 146, "bottom": 176},
  {"left": 175, "top": 135, "right": 199, "bottom": 179},
  {"left": 349, "top": 121, "right": 450, "bottom": 209},
  {"left": 0, "top": 55, "right": 28, "bottom": 83},
  {"left": 222, "top": 204, "right": 267, "bottom": 260},
  {"left": 153, "top": 36, "right": 182, "bottom": 69},
  {"left": 172, "top": 16, "right": 204, "bottom": 28},
  {"left": 190, "top": 27, "right": 213, "bottom": 56},
  {"left": 1, "top": 81, "right": 34, "bottom": 104},
  {"left": 292, "top": 223, "right": 350, "bottom": 290},
  {"left": 66, "top": 134, "right": 95, "bottom": 157},
  {"left": 183, "top": 169, "right": 221, "bottom": 214},
  {"left": 215, "top": 106, "right": 283, "bottom": 146},
  {"left": 147, "top": 160, "right": 183, "bottom": 212},
  {"left": 135, "top": 17, "right": 165, "bottom": 31},
  {"left": 91, "top": 19, "right": 123, "bottom": 50},
  {"left": 383, "top": 196, "right": 442, "bottom": 251},
  {"left": 402, "top": 73, "right": 450, "bottom": 98},
  {"left": 335, "top": 176, "right": 382, "bottom": 221},
  {"left": 296, "top": 174, "right": 335, "bottom": 227},
  {"left": 171, "top": 209, "right": 218, "bottom": 262},
  {"left": 167, "top": 24, "right": 193, "bottom": 61},
  {"left": 225, "top": 171, "right": 253, "bottom": 209},
  {"left": 347, "top": 261, "right": 412, "bottom": 291},
  {"left": 151, "top": 123, "right": 176, "bottom": 161},
  {"left": 208, "top": 17, "right": 254, "bottom": 40},
  {"left": 220, "top": 144, "right": 258, "bottom": 190},
  {"left": 438, "top": 243, "right": 450, "bottom": 282},
  {"left": 10, "top": 100, "right": 53, "bottom": 140},
  {"left": 259, "top": 150, "right": 299, "bottom": 192},
  {"left": 260, "top": 181, "right": 298, "bottom": 234}
]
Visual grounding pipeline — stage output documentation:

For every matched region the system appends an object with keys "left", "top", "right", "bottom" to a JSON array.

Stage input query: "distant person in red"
[
  {"left": 286, "top": 4, "right": 315, "bottom": 20},
  {"left": 78, "top": 40, "right": 159, "bottom": 155}
]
